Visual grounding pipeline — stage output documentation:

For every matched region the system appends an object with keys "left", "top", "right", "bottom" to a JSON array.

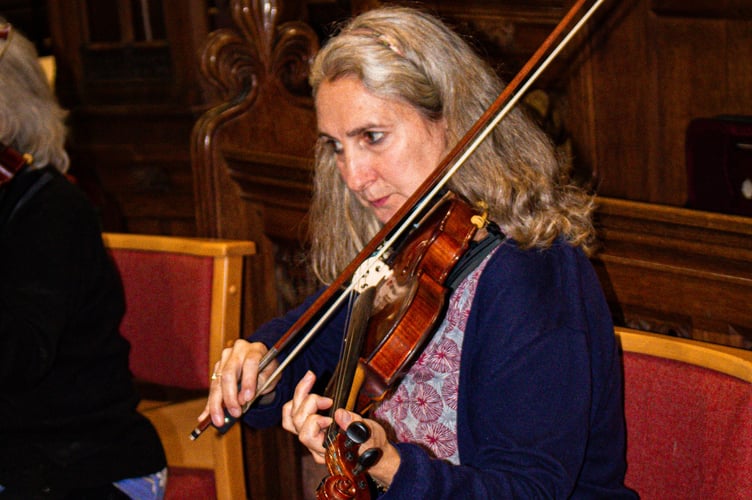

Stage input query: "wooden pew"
[{"left": 593, "top": 197, "right": 752, "bottom": 348}]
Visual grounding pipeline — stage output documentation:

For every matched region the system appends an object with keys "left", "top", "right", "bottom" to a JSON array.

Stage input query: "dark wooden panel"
[
  {"left": 66, "top": 113, "right": 199, "bottom": 235},
  {"left": 562, "top": 0, "right": 752, "bottom": 206},
  {"left": 46, "top": 0, "right": 752, "bottom": 232},
  {"left": 652, "top": 0, "right": 752, "bottom": 18},
  {"left": 47, "top": 0, "right": 213, "bottom": 235},
  {"left": 593, "top": 197, "right": 752, "bottom": 348}
]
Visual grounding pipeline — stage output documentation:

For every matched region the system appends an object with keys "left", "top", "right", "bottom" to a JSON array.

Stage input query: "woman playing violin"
[{"left": 201, "top": 7, "right": 637, "bottom": 498}]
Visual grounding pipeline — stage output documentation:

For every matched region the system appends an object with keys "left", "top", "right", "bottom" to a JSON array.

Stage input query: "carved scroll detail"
[
  {"left": 192, "top": 0, "right": 319, "bottom": 236},
  {"left": 200, "top": 0, "right": 318, "bottom": 103}
]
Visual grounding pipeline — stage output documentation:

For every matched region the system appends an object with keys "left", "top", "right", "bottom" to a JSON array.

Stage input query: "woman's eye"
[{"left": 364, "top": 131, "right": 384, "bottom": 144}]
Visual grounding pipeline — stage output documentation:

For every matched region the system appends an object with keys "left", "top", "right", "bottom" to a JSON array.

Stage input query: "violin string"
[
  {"left": 336, "top": 288, "right": 376, "bottom": 398},
  {"left": 250, "top": 252, "right": 390, "bottom": 406},
  {"left": 329, "top": 289, "right": 359, "bottom": 439},
  {"left": 227, "top": 286, "right": 357, "bottom": 427}
]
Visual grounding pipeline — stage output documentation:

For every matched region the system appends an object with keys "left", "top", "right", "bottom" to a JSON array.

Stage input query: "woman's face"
[{"left": 315, "top": 76, "right": 447, "bottom": 223}]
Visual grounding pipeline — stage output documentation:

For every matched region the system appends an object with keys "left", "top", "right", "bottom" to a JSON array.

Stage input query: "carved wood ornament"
[
  {"left": 192, "top": 0, "right": 320, "bottom": 326},
  {"left": 191, "top": 2, "right": 321, "bottom": 497}
]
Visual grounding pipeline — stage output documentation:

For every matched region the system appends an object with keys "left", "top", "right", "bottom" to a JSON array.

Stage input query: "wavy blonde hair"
[
  {"left": 0, "top": 18, "right": 69, "bottom": 173},
  {"left": 308, "top": 7, "right": 595, "bottom": 284}
]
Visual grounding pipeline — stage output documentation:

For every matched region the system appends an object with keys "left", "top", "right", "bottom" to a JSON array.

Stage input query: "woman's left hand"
[{"left": 282, "top": 370, "right": 401, "bottom": 489}]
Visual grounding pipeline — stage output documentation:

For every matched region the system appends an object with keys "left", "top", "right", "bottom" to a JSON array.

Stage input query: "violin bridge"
[{"left": 353, "top": 255, "right": 392, "bottom": 292}]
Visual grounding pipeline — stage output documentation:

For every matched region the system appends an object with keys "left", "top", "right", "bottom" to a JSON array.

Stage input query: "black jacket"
[{"left": 0, "top": 166, "right": 166, "bottom": 493}]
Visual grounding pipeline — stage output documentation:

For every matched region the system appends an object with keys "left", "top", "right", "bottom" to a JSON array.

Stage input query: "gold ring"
[{"left": 211, "top": 372, "right": 221, "bottom": 381}]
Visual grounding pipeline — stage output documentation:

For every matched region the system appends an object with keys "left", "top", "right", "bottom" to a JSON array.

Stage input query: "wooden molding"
[
  {"left": 593, "top": 198, "right": 752, "bottom": 347},
  {"left": 651, "top": 0, "right": 752, "bottom": 18}
]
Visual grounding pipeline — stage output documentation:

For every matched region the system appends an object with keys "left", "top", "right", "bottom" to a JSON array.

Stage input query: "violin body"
[
  {"left": 356, "top": 193, "right": 482, "bottom": 412},
  {"left": 317, "top": 193, "right": 483, "bottom": 499}
]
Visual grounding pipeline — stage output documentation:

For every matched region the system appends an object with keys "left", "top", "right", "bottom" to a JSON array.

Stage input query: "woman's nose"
[{"left": 340, "top": 151, "right": 374, "bottom": 192}]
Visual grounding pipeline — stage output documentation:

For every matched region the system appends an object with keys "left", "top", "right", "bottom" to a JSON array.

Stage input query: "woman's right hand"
[
  {"left": 198, "top": 339, "right": 280, "bottom": 428},
  {"left": 282, "top": 371, "right": 400, "bottom": 489}
]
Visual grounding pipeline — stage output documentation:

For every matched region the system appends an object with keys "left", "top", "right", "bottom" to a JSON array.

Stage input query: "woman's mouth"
[{"left": 368, "top": 195, "right": 390, "bottom": 208}]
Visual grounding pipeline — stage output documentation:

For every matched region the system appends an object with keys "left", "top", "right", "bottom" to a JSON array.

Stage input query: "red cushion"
[
  {"left": 165, "top": 466, "right": 216, "bottom": 499},
  {"left": 109, "top": 249, "right": 215, "bottom": 390},
  {"left": 623, "top": 352, "right": 752, "bottom": 499}
]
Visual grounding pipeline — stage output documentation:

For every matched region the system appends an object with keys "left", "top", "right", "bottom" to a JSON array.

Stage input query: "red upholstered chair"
[
  {"left": 617, "top": 327, "right": 752, "bottom": 499},
  {"left": 103, "top": 233, "right": 256, "bottom": 500}
]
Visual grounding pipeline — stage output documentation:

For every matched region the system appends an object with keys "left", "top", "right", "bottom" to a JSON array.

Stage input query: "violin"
[
  {"left": 191, "top": 0, "right": 607, "bottom": 496},
  {"left": 315, "top": 192, "right": 484, "bottom": 499},
  {"left": 0, "top": 142, "right": 32, "bottom": 187},
  {"left": 346, "top": 193, "right": 485, "bottom": 413}
]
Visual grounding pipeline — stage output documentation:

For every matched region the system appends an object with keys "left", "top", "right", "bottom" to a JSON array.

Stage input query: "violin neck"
[{"left": 325, "top": 287, "right": 377, "bottom": 429}]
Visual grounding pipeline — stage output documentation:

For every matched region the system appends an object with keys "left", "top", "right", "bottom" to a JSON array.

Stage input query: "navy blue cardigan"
[{"left": 245, "top": 238, "right": 637, "bottom": 498}]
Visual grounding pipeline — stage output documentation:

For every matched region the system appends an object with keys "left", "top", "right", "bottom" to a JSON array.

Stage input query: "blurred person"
[{"left": 0, "top": 18, "right": 166, "bottom": 499}]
